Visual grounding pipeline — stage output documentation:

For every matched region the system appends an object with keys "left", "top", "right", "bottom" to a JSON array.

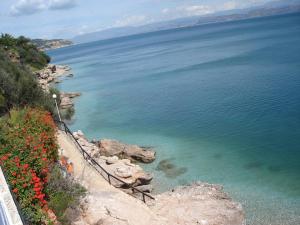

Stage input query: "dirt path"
[{"left": 57, "top": 130, "right": 161, "bottom": 225}]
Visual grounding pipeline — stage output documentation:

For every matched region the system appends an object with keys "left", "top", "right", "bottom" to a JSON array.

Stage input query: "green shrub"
[
  {"left": 0, "top": 34, "right": 17, "bottom": 47},
  {"left": 47, "top": 165, "right": 86, "bottom": 224},
  {"left": 0, "top": 35, "right": 55, "bottom": 116},
  {"left": 0, "top": 34, "right": 49, "bottom": 69}
]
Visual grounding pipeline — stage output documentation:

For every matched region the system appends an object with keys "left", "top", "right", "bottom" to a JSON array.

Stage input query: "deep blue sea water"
[{"left": 49, "top": 13, "right": 300, "bottom": 225}]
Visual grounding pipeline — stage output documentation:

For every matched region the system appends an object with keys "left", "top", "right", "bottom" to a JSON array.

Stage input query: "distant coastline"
[
  {"left": 31, "top": 38, "right": 73, "bottom": 51},
  {"left": 73, "top": 8, "right": 300, "bottom": 44}
]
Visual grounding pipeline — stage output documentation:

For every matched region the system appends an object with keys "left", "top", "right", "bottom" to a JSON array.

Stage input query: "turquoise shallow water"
[{"left": 49, "top": 13, "right": 300, "bottom": 225}]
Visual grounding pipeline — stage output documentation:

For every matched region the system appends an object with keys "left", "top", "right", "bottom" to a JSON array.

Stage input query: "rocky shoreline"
[
  {"left": 36, "top": 64, "right": 157, "bottom": 193},
  {"left": 39, "top": 63, "right": 246, "bottom": 224},
  {"left": 59, "top": 130, "right": 245, "bottom": 225},
  {"left": 95, "top": 139, "right": 156, "bottom": 163},
  {"left": 35, "top": 64, "right": 81, "bottom": 112},
  {"left": 73, "top": 130, "right": 155, "bottom": 193},
  {"left": 151, "top": 182, "right": 245, "bottom": 225},
  {"left": 36, "top": 64, "right": 71, "bottom": 90}
]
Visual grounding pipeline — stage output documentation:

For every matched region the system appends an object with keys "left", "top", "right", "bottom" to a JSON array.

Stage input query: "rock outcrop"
[
  {"left": 35, "top": 64, "right": 72, "bottom": 91},
  {"left": 67, "top": 181, "right": 245, "bottom": 225},
  {"left": 150, "top": 182, "right": 245, "bottom": 225},
  {"left": 73, "top": 130, "right": 153, "bottom": 189},
  {"left": 60, "top": 92, "right": 81, "bottom": 109},
  {"left": 35, "top": 63, "right": 80, "bottom": 111},
  {"left": 35, "top": 64, "right": 81, "bottom": 119},
  {"left": 95, "top": 139, "right": 156, "bottom": 163}
]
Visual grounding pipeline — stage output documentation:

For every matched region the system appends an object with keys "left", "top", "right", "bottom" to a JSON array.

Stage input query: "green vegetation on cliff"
[
  {"left": 0, "top": 34, "right": 50, "bottom": 69},
  {"left": 0, "top": 34, "right": 54, "bottom": 115},
  {"left": 0, "top": 34, "right": 85, "bottom": 224}
]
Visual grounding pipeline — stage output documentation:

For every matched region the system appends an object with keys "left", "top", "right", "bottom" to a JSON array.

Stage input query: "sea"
[{"left": 48, "top": 12, "right": 300, "bottom": 225}]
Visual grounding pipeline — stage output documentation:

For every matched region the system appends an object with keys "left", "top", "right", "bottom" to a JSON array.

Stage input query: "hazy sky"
[{"left": 0, "top": 0, "right": 277, "bottom": 39}]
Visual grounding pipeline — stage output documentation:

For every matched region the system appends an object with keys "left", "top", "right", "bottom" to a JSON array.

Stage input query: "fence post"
[
  {"left": 108, "top": 174, "right": 111, "bottom": 185},
  {"left": 63, "top": 123, "right": 67, "bottom": 134},
  {"left": 143, "top": 193, "right": 146, "bottom": 203}
]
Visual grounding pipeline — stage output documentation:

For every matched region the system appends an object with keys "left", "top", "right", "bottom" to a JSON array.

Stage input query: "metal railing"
[{"left": 56, "top": 120, "right": 155, "bottom": 203}]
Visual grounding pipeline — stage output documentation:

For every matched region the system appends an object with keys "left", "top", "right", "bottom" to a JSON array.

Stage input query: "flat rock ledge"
[
  {"left": 71, "top": 182, "right": 245, "bottom": 225},
  {"left": 150, "top": 182, "right": 245, "bottom": 225},
  {"left": 73, "top": 130, "right": 154, "bottom": 190},
  {"left": 95, "top": 139, "right": 156, "bottom": 163}
]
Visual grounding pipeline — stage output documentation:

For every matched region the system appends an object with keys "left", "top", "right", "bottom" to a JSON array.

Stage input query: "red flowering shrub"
[{"left": 0, "top": 107, "right": 58, "bottom": 224}]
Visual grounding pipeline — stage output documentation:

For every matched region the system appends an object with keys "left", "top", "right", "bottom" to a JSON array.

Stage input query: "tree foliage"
[{"left": 0, "top": 34, "right": 54, "bottom": 115}]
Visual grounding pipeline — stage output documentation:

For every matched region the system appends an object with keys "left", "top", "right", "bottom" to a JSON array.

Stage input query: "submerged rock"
[
  {"left": 96, "top": 139, "right": 156, "bottom": 163},
  {"left": 156, "top": 158, "right": 187, "bottom": 178}
]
